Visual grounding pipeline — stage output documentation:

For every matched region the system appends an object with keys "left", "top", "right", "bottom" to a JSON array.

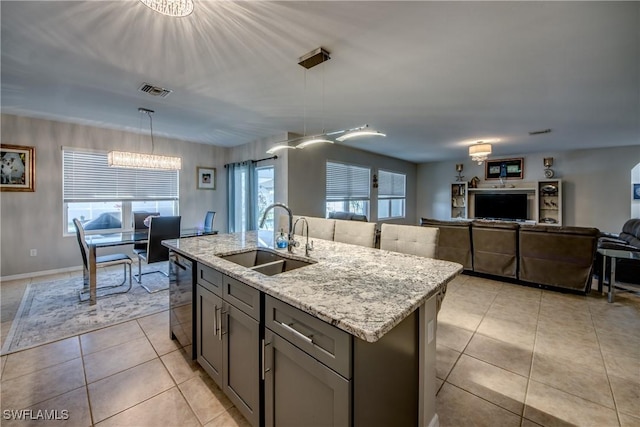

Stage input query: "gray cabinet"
[
  {"left": 223, "top": 301, "right": 260, "bottom": 427},
  {"left": 196, "top": 266, "right": 426, "bottom": 427},
  {"left": 196, "top": 265, "right": 260, "bottom": 427},
  {"left": 196, "top": 284, "right": 223, "bottom": 385},
  {"left": 264, "top": 329, "right": 350, "bottom": 427},
  {"left": 264, "top": 296, "right": 351, "bottom": 427}
]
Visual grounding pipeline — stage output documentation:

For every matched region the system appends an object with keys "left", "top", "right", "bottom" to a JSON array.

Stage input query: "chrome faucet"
[
  {"left": 259, "top": 203, "right": 296, "bottom": 253},
  {"left": 293, "top": 217, "right": 314, "bottom": 257}
]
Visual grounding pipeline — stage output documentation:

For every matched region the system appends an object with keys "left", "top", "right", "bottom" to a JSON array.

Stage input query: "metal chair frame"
[{"left": 73, "top": 218, "right": 133, "bottom": 301}]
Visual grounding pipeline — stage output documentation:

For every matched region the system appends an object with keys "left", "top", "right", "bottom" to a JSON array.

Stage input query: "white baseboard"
[
  {"left": 1, "top": 265, "right": 83, "bottom": 282},
  {"left": 1, "top": 260, "right": 148, "bottom": 283}
]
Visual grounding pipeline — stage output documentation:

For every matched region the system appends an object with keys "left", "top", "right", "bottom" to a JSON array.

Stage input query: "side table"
[{"left": 597, "top": 247, "right": 640, "bottom": 303}]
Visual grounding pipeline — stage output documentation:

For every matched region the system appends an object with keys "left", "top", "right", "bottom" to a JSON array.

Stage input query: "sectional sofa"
[{"left": 420, "top": 218, "right": 600, "bottom": 293}]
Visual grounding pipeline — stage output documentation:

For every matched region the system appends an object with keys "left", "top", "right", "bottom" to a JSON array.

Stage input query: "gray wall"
[
  {"left": 0, "top": 114, "right": 226, "bottom": 277},
  {"left": 3, "top": 112, "right": 636, "bottom": 278},
  {"left": 417, "top": 145, "right": 640, "bottom": 232},
  {"left": 287, "top": 142, "right": 418, "bottom": 225}
]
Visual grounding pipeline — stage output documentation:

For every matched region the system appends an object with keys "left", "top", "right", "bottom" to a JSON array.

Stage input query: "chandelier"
[
  {"left": 139, "top": 0, "right": 194, "bottom": 17},
  {"left": 469, "top": 142, "right": 493, "bottom": 164},
  {"left": 108, "top": 108, "right": 182, "bottom": 171}
]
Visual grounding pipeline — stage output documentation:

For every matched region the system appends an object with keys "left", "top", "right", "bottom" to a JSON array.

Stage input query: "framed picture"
[
  {"left": 1, "top": 144, "right": 35, "bottom": 192},
  {"left": 197, "top": 167, "right": 216, "bottom": 190},
  {"left": 633, "top": 183, "right": 640, "bottom": 200},
  {"left": 485, "top": 158, "right": 523, "bottom": 180}
]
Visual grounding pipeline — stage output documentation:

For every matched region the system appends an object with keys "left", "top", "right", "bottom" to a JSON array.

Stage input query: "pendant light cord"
[
  {"left": 303, "top": 69, "right": 307, "bottom": 137},
  {"left": 147, "top": 111, "right": 154, "bottom": 154}
]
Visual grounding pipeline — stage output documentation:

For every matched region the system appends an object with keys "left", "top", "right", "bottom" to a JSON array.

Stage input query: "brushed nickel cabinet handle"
[{"left": 280, "top": 322, "right": 313, "bottom": 344}]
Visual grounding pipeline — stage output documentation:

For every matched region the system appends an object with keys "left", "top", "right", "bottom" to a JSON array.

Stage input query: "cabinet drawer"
[
  {"left": 223, "top": 275, "right": 260, "bottom": 321},
  {"left": 198, "top": 264, "right": 223, "bottom": 297},
  {"left": 265, "top": 296, "right": 352, "bottom": 378}
]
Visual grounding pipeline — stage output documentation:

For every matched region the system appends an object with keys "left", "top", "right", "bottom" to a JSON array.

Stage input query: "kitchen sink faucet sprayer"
[
  {"left": 259, "top": 203, "right": 296, "bottom": 253},
  {"left": 293, "top": 217, "right": 314, "bottom": 257}
]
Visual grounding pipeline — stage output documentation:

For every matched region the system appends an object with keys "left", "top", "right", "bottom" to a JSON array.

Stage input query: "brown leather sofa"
[
  {"left": 596, "top": 218, "right": 640, "bottom": 285},
  {"left": 420, "top": 218, "right": 472, "bottom": 270},
  {"left": 471, "top": 220, "right": 519, "bottom": 279},
  {"left": 421, "top": 218, "right": 600, "bottom": 293},
  {"left": 519, "top": 225, "right": 600, "bottom": 292}
]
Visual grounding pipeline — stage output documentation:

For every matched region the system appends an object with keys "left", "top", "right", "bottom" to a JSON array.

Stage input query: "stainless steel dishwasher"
[{"left": 169, "top": 251, "right": 196, "bottom": 359}]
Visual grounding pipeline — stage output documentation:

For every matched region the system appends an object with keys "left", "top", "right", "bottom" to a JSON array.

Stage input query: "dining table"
[{"left": 84, "top": 227, "right": 217, "bottom": 305}]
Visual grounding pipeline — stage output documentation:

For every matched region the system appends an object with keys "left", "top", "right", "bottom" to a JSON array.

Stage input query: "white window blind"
[
  {"left": 63, "top": 150, "right": 179, "bottom": 202},
  {"left": 378, "top": 170, "right": 406, "bottom": 198},
  {"left": 326, "top": 161, "right": 370, "bottom": 201}
]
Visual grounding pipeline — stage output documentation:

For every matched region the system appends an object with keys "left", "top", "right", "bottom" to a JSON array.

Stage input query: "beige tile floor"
[
  {"left": 436, "top": 274, "right": 640, "bottom": 427},
  {"left": 1, "top": 271, "right": 638, "bottom": 426}
]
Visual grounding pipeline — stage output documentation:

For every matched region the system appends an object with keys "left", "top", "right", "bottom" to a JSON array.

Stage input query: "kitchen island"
[{"left": 164, "top": 230, "right": 462, "bottom": 427}]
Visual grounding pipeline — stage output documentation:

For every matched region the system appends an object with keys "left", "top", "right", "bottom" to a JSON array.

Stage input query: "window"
[
  {"left": 326, "top": 161, "right": 370, "bottom": 218},
  {"left": 63, "top": 149, "right": 179, "bottom": 234},
  {"left": 257, "top": 166, "right": 275, "bottom": 230},
  {"left": 378, "top": 169, "right": 406, "bottom": 219}
]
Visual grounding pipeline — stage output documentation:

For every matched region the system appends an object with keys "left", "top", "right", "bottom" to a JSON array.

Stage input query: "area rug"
[{"left": 1, "top": 265, "right": 170, "bottom": 355}]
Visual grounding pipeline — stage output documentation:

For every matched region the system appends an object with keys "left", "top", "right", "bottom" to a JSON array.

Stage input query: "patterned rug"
[{"left": 1, "top": 265, "right": 170, "bottom": 355}]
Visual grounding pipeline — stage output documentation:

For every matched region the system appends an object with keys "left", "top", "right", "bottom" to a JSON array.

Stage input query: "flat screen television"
[{"left": 474, "top": 193, "right": 528, "bottom": 221}]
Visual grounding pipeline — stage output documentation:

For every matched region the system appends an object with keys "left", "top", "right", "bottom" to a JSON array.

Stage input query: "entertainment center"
[{"left": 450, "top": 179, "right": 563, "bottom": 225}]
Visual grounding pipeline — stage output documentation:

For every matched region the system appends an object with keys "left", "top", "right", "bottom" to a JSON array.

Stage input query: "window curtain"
[{"left": 226, "top": 160, "right": 257, "bottom": 233}]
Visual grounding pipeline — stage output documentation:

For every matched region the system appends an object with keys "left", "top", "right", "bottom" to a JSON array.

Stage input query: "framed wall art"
[
  {"left": 633, "top": 183, "right": 640, "bottom": 200},
  {"left": 485, "top": 158, "right": 524, "bottom": 180},
  {"left": 197, "top": 167, "right": 216, "bottom": 190},
  {"left": 1, "top": 144, "right": 35, "bottom": 192}
]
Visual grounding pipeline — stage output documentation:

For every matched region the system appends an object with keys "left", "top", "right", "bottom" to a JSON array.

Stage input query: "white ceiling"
[{"left": 2, "top": 1, "right": 638, "bottom": 163}]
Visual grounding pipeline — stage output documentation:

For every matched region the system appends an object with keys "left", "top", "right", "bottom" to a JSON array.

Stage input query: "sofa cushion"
[
  {"left": 420, "top": 218, "right": 472, "bottom": 269},
  {"left": 519, "top": 225, "right": 599, "bottom": 292},
  {"left": 471, "top": 220, "right": 519, "bottom": 278}
]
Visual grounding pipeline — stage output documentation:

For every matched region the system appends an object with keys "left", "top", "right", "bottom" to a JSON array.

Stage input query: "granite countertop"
[{"left": 164, "top": 230, "right": 462, "bottom": 342}]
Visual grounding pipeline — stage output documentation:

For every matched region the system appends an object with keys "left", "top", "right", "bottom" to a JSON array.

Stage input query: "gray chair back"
[
  {"left": 204, "top": 211, "right": 216, "bottom": 231},
  {"left": 146, "top": 216, "right": 181, "bottom": 264},
  {"left": 133, "top": 212, "right": 159, "bottom": 251},
  {"left": 73, "top": 218, "right": 89, "bottom": 269}
]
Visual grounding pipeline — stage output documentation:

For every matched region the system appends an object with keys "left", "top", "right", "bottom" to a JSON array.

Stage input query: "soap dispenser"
[{"left": 275, "top": 228, "right": 288, "bottom": 250}]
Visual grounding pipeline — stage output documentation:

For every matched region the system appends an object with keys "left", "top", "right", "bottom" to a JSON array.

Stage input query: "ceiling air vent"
[{"left": 138, "top": 83, "right": 172, "bottom": 98}]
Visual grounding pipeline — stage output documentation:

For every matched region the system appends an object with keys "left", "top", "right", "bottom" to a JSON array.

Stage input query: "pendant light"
[
  {"left": 108, "top": 108, "right": 182, "bottom": 170},
  {"left": 335, "top": 125, "right": 386, "bottom": 142},
  {"left": 266, "top": 48, "right": 387, "bottom": 154}
]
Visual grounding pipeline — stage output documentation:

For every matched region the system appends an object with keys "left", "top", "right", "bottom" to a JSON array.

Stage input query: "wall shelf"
[
  {"left": 457, "top": 181, "right": 562, "bottom": 225},
  {"left": 468, "top": 187, "right": 536, "bottom": 193}
]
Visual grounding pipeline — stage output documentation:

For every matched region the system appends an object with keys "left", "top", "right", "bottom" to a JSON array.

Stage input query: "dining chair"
[
  {"left": 204, "top": 211, "right": 216, "bottom": 231},
  {"left": 333, "top": 219, "right": 377, "bottom": 248},
  {"left": 133, "top": 211, "right": 159, "bottom": 254},
  {"left": 380, "top": 223, "right": 439, "bottom": 258},
  {"left": 73, "top": 218, "right": 133, "bottom": 301},
  {"left": 135, "top": 215, "right": 181, "bottom": 293}
]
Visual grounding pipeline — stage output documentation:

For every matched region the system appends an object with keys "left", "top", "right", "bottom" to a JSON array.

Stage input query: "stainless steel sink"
[{"left": 218, "top": 249, "right": 314, "bottom": 276}]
